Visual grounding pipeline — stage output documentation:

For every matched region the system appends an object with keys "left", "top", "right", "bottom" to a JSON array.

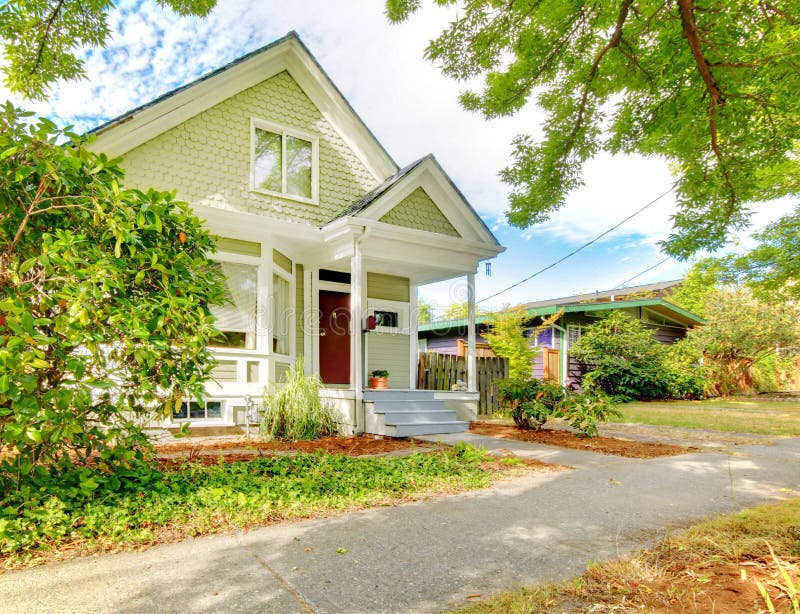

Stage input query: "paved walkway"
[{"left": 2, "top": 436, "right": 799, "bottom": 613}]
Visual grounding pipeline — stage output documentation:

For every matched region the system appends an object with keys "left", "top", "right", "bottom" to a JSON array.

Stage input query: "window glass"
[
  {"left": 211, "top": 262, "right": 258, "bottom": 350},
  {"left": 375, "top": 310, "right": 398, "bottom": 328},
  {"left": 272, "top": 273, "right": 291, "bottom": 355},
  {"left": 285, "top": 135, "right": 312, "bottom": 199},
  {"left": 253, "top": 128, "right": 282, "bottom": 193},
  {"left": 174, "top": 400, "right": 223, "bottom": 420}
]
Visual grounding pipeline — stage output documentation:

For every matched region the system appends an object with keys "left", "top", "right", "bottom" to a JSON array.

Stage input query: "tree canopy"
[
  {"left": 683, "top": 289, "right": 800, "bottom": 394},
  {"left": 0, "top": 0, "right": 217, "bottom": 100},
  {"left": 726, "top": 206, "right": 800, "bottom": 303},
  {"left": 387, "top": 0, "right": 800, "bottom": 258}
]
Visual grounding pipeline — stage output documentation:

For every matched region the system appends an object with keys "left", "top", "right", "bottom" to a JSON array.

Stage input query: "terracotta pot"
[{"left": 369, "top": 377, "right": 389, "bottom": 389}]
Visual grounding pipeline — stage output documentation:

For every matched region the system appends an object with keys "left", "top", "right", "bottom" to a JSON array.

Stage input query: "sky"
[{"left": 2, "top": 0, "right": 795, "bottom": 316}]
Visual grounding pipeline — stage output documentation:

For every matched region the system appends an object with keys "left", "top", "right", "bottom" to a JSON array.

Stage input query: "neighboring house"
[
  {"left": 89, "top": 32, "right": 504, "bottom": 436},
  {"left": 418, "top": 280, "right": 704, "bottom": 388}
]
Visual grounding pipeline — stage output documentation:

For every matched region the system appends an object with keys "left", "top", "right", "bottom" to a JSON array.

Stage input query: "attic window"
[{"left": 251, "top": 119, "right": 318, "bottom": 203}]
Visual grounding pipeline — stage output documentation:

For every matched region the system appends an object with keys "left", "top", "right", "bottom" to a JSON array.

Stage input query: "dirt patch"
[
  {"left": 638, "top": 560, "right": 784, "bottom": 613},
  {"left": 155, "top": 434, "right": 436, "bottom": 459},
  {"left": 470, "top": 422, "right": 696, "bottom": 458}
]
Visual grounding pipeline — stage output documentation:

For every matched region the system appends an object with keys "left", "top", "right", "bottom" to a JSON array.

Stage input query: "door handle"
[{"left": 320, "top": 330, "right": 326, "bottom": 336}]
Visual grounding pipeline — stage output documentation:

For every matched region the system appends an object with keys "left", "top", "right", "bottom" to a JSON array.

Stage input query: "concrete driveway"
[{"left": 1, "top": 435, "right": 798, "bottom": 613}]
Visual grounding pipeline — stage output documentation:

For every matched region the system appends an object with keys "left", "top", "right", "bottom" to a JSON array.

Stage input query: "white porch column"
[
  {"left": 467, "top": 272, "right": 477, "bottom": 392},
  {"left": 351, "top": 236, "right": 366, "bottom": 436},
  {"left": 409, "top": 284, "right": 418, "bottom": 389}
]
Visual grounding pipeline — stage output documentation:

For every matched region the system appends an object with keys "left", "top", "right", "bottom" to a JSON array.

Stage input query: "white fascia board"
[
  {"left": 90, "top": 38, "right": 397, "bottom": 182},
  {"left": 194, "top": 203, "right": 322, "bottom": 250},
  {"left": 355, "top": 157, "right": 499, "bottom": 246},
  {"left": 336, "top": 217, "right": 504, "bottom": 259},
  {"left": 91, "top": 49, "right": 291, "bottom": 157}
]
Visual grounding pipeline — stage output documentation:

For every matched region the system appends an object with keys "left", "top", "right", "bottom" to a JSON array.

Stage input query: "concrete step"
[
  {"left": 390, "top": 421, "right": 470, "bottom": 437},
  {"left": 382, "top": 410, "right": 458, "bottom": 425},
  {"left": 363, "top": 390, "right": 437, "bottom": 402},
  {"left": 371, "top": 399, "right": 446, "bottom": 413}
]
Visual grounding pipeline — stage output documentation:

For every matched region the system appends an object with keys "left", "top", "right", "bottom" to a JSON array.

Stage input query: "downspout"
[{"left": 550, "top": 320, "right": 569, "bottom": 387}]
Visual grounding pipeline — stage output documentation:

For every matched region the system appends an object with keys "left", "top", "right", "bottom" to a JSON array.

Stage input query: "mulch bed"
[
  {"left": 154, "top": 434, "right": 433, "bottom": 460},
  {"left": 470, "top": 422, "right": 697, "bottom": 458}
]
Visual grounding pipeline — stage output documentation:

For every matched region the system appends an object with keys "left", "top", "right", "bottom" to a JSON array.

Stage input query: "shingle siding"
[
  {"left": 379, "top": 187, "right": 461, "bottom": 237},
  {"left": 120, "top": 71, "right": 377, "bottom": 226}
]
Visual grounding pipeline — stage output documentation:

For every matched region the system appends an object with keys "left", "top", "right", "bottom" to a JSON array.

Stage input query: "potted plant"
[{"left": 369, "top": 369, "right": 389, "bottom": 389}]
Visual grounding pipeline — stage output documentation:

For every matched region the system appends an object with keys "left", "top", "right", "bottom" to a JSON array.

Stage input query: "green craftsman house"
[
  {"left": 89, "top": 32, "right": 504, "bottom": 436},
  {"left": 419, "top": 280, "right": 704, "bottom": 387}
]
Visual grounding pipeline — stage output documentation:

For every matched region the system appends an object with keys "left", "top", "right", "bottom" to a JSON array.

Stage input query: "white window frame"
[
  {"left": 250, "top": 118, "right": 319, "bottom": 205},
  {"left": 210, "top": 251, "right": 263, "bottom": 352},
  {"left": 567, "top": 324, "right": 584, "bottom": 345},
  {"left": 271, "top": 263, "right": 294, "bottom": 358},
  {"left": 367, "top": 298, "right": 410, "bottom": 334},
  {"left": 172, "top": 398, "right": 226, "bottom": 422}
]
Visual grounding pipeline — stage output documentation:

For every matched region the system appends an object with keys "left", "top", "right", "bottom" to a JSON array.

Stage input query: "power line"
[
  {"left": 612, "top": 257, "right": 672, "bottom": 289},
  {"left": 478, "top": 186, "right": 674, "bottom": 304}
]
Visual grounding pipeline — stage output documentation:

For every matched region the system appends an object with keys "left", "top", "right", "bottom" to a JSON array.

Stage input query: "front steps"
[{"left": 364, "top": 390, "right": 469, "bottom": 437}]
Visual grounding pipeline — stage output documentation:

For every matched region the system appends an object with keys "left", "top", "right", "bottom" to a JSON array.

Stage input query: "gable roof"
[
  {"left": 88, "top": 32, "right": 397, "bottom": 181},
  {"left": 328, "top": 157, "right": 427, "bottom": 223},
  {"left": 325, "top": 154, "right": 501, "bottom": 246}
]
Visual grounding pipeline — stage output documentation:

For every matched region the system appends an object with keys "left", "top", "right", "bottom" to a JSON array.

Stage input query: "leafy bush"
[
  {"left": 570, "top": 312, "right": 706, "bottom": 401},
  {"left": 557, "top": 388, "right": 620, "bottom": 438},
  {"left": 0, "top": 105, "right": 225, "bottom": 482},
  {"left": 260, "top": 359, "right": 339, "bottom": 440},
  {"left": 496, "top": 376, "right": 620, "bottom": 437},
  {"left": 496, "top": 377, "right": 566, "bottom": 430}
]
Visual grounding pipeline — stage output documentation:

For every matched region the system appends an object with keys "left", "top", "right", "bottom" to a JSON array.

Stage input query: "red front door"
[{"left": 319, "top": 290, "right": 351, "bottom": 384}]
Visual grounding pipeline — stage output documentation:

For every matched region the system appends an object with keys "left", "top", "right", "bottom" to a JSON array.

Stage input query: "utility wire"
[
  {"left": 611, "top": 256, "right": 672, "bottom": 290},
  {"left": 478, "top": 186, "right": 674, "bottom": 304}
]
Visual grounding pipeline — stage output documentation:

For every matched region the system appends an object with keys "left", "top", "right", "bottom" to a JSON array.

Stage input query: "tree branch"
[
  {"left": 677, "top": 0, "right": 736, "bottom": 212},
  {"left": 562, "top": 0, "right": 633, "bottom": 162},
  {"left": 30, "top": 0, "right": 67, "bottom": 76}
]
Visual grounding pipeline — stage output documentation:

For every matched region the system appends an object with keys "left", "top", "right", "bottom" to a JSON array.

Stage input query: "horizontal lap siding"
[
  {"left": 368, "top": 334, "right": 410, "bottom": 389},
  {"left": 367, "top": 273, "right": 409, "bottom": 302}
]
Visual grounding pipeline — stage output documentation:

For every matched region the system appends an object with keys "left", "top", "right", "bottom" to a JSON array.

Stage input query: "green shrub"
[
  {"left": 496, "top": 377, "right": 566, "bottom": 430},
  {"left": 260, "top": 359, "right": 338, "bottom": 440},
  {"left": 496, "top": 376, "right": 620, "bottom": 437},
  {"left": 556, "top": 388, "right": 621, "bottom": 438}
]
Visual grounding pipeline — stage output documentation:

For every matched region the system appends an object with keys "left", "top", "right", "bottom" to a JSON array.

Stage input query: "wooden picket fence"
[{"left": 417, "top": 352, "right": 509, "bottom": 416}]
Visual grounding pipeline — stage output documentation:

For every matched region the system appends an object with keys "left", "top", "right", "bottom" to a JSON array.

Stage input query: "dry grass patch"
[{"left": 456, "top": 498, "right": 800, "bottom": 613}]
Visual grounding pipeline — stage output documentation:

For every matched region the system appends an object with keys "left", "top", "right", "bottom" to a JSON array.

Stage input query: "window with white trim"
[
  {"left": 271, "top": 271, "right": 292, "bottom": 355},
  {"left": 174, "top": 399, "right": 223, "bottom": 420},
  {"left": 567, "top": 324, "right": 584, "bottom": 345},
  {"left": 251, "top": 120, "right": 318, "bottom": 202},
  {"left": 210, "top": 261, "right": 259, "bottom": 350}
]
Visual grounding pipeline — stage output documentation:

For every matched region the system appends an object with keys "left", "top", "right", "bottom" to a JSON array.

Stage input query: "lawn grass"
[
  {"left": 610, "top": 397, "right": 800, "bottom": 436},
  {"left": 1, "top": 444, "right": 514, "bottom": 568},
  {"left": 455, "top": 498, "right": 800, "bottom": 613}
]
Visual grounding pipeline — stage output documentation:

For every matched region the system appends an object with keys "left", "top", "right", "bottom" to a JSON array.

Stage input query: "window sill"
[{"left": 249, "top": 187, "right": 317, "bottom": 206}]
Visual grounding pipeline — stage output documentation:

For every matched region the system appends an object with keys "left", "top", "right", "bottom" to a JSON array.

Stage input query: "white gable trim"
[
  {"left": 354, "top": 157, "right": 497, "bottom": 245},
  {"left": 90, "top": 35, "right": 396, "bottom": 181}
]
